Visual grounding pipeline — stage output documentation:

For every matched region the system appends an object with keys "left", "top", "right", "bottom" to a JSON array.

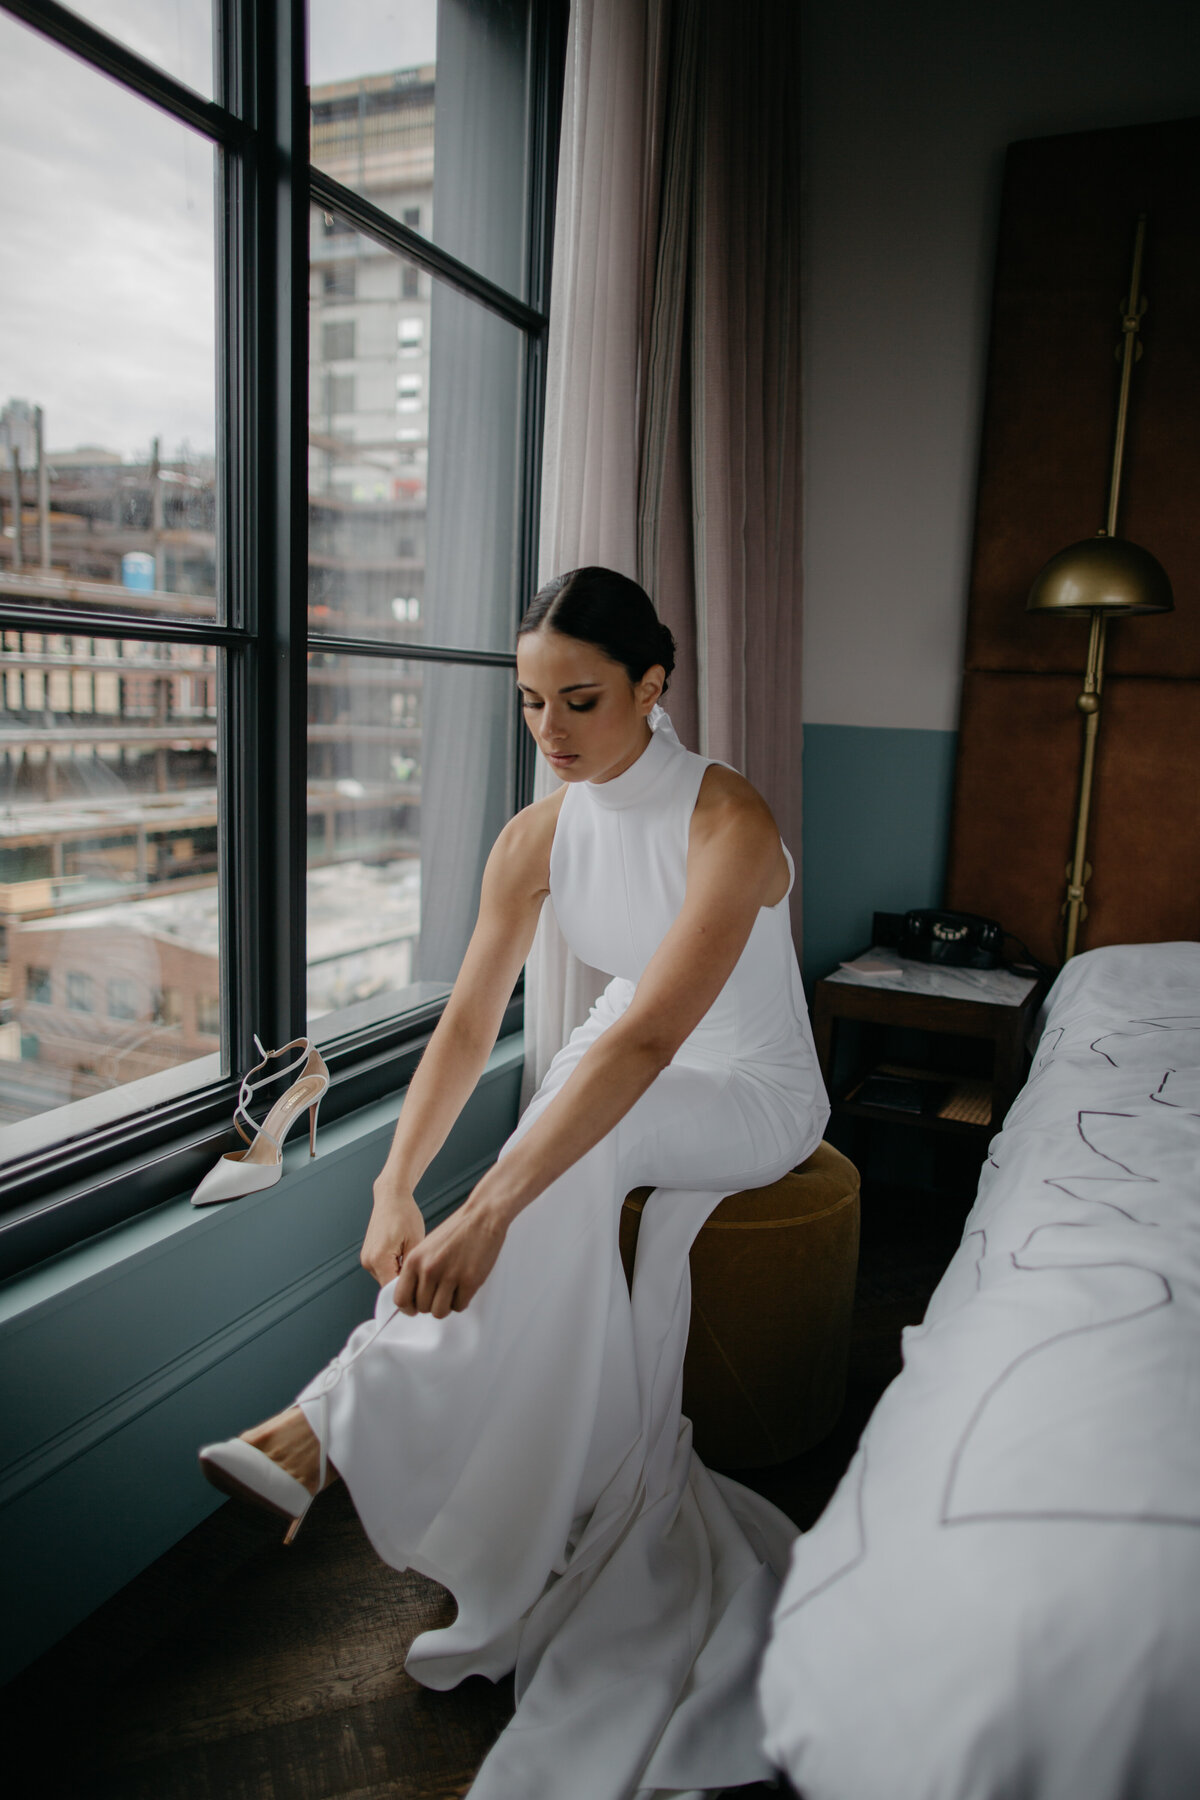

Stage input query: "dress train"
[{"left": 297, "top": 988, "right": 816, "bottom": 1798}]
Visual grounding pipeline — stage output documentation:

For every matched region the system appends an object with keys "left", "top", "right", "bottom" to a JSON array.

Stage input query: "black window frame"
[{"left": 0, "top": 0, "right": 567, "bottom": 1278}]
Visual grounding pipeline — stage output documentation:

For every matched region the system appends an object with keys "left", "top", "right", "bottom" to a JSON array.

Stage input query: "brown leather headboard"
[{"left": 945, "top": 118, "right": 1200, "bottom": 969}]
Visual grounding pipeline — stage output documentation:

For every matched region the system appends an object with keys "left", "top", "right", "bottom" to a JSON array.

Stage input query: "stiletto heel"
[
  {"left": 198, "top": 1436, "right": 324, "bottom": 1542},
  {"left": 192, "top": 1035, "right": 330, "bottom": 1206},
  {"left": 200, "top": 1395, "right": 331, "bottom": 1544}
]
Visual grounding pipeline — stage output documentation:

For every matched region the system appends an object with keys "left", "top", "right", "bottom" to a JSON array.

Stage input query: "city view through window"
[{"left": 0, "top": 0, "right": 530, "bottom": 1153}]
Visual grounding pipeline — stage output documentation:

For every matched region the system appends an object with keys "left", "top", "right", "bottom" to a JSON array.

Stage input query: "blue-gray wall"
[
  {"left": 0, "top": 1038, "right": 523, "bottom": 1684},
  {"left": 801, "top": 724, "right": 957, "bottom": 984}
]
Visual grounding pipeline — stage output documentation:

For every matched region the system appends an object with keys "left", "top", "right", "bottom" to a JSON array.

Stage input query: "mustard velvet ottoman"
[{"left": 620, "top": 1141, "right": 861, "bottom": 1469}]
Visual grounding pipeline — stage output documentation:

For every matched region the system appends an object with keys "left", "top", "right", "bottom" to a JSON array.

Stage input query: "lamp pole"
[{"left": 1061, "top": 215, "right": 1145, "bottom": 961}]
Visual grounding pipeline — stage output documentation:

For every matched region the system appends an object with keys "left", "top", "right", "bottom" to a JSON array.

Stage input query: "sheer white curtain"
[
  {"left": 524, "top": 0, "right": 804, "bottom": 1101},
  {"left": 521, "top": 0, "right": 672, "bottom": 1102}
]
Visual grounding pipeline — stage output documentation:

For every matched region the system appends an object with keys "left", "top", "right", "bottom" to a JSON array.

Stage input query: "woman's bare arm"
[
  {"left": 393, "top": 768, "right": 789, "bottom": 1315},
  {"left": 360, "top": 792, "right": 559, "bottom": 1282}
]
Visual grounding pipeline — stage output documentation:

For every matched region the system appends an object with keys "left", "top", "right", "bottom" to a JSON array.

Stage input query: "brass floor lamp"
[{"left": 1026, "top": 214, "right": 1174, "bottom": 961}]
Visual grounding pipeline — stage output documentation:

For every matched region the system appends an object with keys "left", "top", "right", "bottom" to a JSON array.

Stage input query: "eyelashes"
[{"left": 519, "top": 697, "right": 598, "bottom": 713}]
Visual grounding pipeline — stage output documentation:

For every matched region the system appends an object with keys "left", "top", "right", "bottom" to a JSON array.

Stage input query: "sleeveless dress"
[{"left": 297, "top": 710, "right": 829, "bottom": 1800}]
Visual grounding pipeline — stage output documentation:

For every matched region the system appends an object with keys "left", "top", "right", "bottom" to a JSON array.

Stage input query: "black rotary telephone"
[{"left": 874, "top": 908, "right": 1005, "bottom": 970}]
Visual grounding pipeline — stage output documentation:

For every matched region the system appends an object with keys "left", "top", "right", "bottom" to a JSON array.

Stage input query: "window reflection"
[
  {"left": 307, "top": 207, "right": 522, "bottom": 654},
  {"left": 306, "top": 655, "right": 515, "bottom": 1035},
  {"left": 308, "top": 0, "right": 530, "bottom": 297}
]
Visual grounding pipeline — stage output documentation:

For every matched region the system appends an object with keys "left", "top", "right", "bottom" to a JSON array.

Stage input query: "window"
[
  {"left": 25, "top": 967, "right": 51, "bottom": 1006},
  {"left": 321, "top": 320, "right": 356, "bottom": 362},
  {"left": 66, "top": 972, "right": 95, "bottom": 1013},
  {"left": 323, "top": 265, "right": 356, "bottom": 301},
  {"left": 0, "top": 0, "right": 565, "bottom": 1271},
  {"left": 326, "top": 374, "right": 356, "bottom": 416},
  {"left": 107, "top": 978, "right": 138, "bottom": 1021}
]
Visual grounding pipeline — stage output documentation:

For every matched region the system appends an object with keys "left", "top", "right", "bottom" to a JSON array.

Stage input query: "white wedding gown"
[{"left": 297, "top": 712, "right": 829, "bottom": 1799}]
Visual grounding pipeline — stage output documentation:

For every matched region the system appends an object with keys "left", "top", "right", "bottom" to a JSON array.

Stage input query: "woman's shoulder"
[
  {"left": 690, "top": 764, "right": 789, "bottom": 900},
  {"left": 488, "top": 787, "right": 566, "bottom": 894},
  {"left": 693, "top": 761, "right": 776, "bottom": 833}
]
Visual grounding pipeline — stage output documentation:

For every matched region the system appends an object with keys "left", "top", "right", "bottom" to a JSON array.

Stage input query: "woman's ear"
[{"left": 638, "top": 664, "right": 666, "bottom": 714}]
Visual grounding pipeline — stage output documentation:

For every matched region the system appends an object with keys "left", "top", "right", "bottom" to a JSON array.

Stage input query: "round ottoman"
[{"left": 619, "top": 1141, "right": 861, "bottom": 1469}]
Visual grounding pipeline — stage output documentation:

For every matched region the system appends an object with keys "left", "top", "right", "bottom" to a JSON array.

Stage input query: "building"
[{"left": 0, "top": 65, "right": 439, "bottom": 1126}]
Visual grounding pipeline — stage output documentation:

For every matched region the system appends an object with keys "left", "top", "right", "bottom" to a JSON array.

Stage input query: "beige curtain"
[{"left": 524, "top": 0, "right": 804, "bottom": 1101}]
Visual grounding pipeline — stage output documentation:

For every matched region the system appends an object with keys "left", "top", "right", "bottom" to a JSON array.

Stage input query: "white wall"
[{"left": 800, "top": 0, "right": 1200, "bottom": 732}]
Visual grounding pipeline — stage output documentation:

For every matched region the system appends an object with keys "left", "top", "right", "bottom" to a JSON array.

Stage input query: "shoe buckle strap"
[{"left": 233, "top": 1034, "right": 316, "bottom": 1149}]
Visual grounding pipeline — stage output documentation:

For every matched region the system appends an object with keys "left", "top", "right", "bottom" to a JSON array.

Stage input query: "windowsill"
[{"left": 0, "top": 1034, "right": 524, "bottom": 1325}]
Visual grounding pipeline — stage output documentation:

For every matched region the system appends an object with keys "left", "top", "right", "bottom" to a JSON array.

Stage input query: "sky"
[
  {"left": 310, "top": 0, "right": 437, "bottom": 86},
  {"left": 0, "top": 1, "right": 438, "bottom": 460}
]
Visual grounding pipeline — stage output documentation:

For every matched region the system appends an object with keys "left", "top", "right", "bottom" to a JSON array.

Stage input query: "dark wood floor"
[{"left": 2, "top": 1180, "right": 969, "bottom": 1800}]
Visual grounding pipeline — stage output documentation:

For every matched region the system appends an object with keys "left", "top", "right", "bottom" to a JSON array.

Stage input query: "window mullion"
[
  {"left": 514, "top": 0, "right": 567, "bottom": 812},
  {"left": 240, "top": 0, "right": 310, "bottom": 1064}
]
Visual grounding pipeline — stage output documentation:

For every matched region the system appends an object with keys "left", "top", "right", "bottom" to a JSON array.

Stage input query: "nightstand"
[{"left": 812, "top": 966, "right": 1044, "bottom": 1147}]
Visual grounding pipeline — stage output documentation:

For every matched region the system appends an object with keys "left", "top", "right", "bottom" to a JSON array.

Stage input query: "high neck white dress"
[{"left": 297, "top": 711, "right": 829, "bottom": 1800}]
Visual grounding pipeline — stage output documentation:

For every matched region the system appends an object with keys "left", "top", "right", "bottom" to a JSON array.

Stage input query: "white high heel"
[
  {"left": 200, "top": 1355, "right": 347, "bottom": 1543},
  {"left": 198, "top": 1428, "right": 328, "bottom": 1545},
  {"left": 191, "top": 1034, "right": 330, "bottom": 1207}
]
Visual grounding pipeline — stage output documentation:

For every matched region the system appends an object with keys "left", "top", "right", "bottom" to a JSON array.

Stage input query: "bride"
[{"left": 199, "top": 566, "right": 828, "bottom": 1799}]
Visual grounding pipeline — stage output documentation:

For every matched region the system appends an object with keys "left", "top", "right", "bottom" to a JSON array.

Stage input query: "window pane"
[
  {"left": 0, "top": 633, "right": 222, "bottom": 1163},
  {"left": 309, "top": 0, "right": 530, "bottom": 300},
  {"left": 57, "top": 0, "right": 215, "bottom": 98},
  {"left": 0, "top": 13, "right": 218, "bottom": 623},
  {"left": 306, "top": 653, "right": 516, "bottom": 1038},
  {"left": 308, "top": 221, "right": 524, "bottom": 653}
]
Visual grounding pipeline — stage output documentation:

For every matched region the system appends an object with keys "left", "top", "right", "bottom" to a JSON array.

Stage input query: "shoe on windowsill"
[{"left": 191, "top": 1034, "right": 329, "bottom": 1207}]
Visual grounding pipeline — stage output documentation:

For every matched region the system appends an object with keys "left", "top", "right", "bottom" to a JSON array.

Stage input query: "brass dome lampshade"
[
  {"left": 1026, "top": 214, "right": 1174, "bottom": 962},
  {"left": 1027, "top": 533, "right": 1173, "bottom": 617}
]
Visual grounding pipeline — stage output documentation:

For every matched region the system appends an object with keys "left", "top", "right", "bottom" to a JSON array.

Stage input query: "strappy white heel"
[
  {"left": 197, "top": 1322, "right": 395, "bottom": 1541},
  {"left": 198, "top": 1420, "right": 330, "bottom": 1545},
  {"left": 200, "top": 1369, "right": 344, "bottom": 1543},
  {"left": 191, "top": 1034, "right": 330, "bottom": 1207}
]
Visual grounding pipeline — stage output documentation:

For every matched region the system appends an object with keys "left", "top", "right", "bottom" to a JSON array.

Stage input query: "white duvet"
[{"left": 760, "top": 943, "right": 1200, "bottom": 1800}]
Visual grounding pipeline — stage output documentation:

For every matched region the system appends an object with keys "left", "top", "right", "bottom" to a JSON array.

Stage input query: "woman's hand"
[
  {"left": 361, "top": 1181, "right": 427, "bottom": 1287},
  {"left": 392, "top": 1194, "right": 508, "bottom": 1319}
]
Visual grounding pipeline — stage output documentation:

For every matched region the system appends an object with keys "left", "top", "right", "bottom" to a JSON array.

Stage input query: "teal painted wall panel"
[
  {"left": 0, "top": 1263, "right": 372, "bottom": 1674},
  {"left": 801, "top": 723, "right": 958, "bottom": 984},
  {"left": 0, "top": 1038, "right": 524, "bottom": 1683}
]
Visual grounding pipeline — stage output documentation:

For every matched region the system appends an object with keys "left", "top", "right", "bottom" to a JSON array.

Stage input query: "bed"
[{"left": 759, "top": 942, "right": 1200, "bottom": 1800}]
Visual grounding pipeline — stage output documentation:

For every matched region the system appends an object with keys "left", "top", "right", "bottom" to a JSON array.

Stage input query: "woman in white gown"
[{"left": 200, "top": 567, "right": 829, "bottom": 1799}]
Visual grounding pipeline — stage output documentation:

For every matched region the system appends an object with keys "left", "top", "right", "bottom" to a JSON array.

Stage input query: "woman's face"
[{"left": 516, "top": 627, "right": 664, "bottom": 785}]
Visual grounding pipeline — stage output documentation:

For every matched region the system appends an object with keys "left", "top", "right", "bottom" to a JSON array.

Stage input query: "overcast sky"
[
  {"left": 0, "top": 1, "right": 438, "bottom": 460},
  {"left": 311, "top": 0, "right": 437, "bottom": 85}
]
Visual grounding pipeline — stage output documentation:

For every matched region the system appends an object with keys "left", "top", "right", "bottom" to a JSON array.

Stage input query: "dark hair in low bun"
[{"left": 518, "top": 567, "right": 676, "bottom": 695}]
